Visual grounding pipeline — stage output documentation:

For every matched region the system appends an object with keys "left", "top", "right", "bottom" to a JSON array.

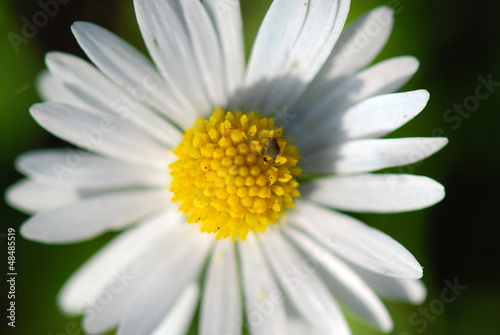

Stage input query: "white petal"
[
  {"left": 82, "top": 225, "right": 207, "bottom": 334},
  {"left": 285, "top": 227, "right": 393, "bottom": 332},
  {"left": 16, "top": 149, "right": 169, "bottom": 189},
  {"left": 286, "top": 315, "right": 342, "bottom": 335},
  {"left": 285, "top": 317, "right": 311, "bottom": 335},
  {"left": 200, "top": 240, "right": 241, "bottom": 335},
  {"left": 5, "top": 179, "right": 79, "bottom": 214},
  {"left": 290, "top": 201, "right": 423, "bottom": 278},
  {"left": 203, "top": 0, "right": 245, "bottom": 102},
  {"left": 238, "top": 234, "right": 288, "bottom": 335},
  {"left": 299, "top": 90, "right": 430, "bottom": 151},
  {"left": 45, "top": 52, "right": 182, "bottom": 146},
  {"left": 178, "top": 0, "right": 227, "bottom": 108},
  {"left": 260, "top": 0, "right": 352, "bottom": 111},
  {"left": 290, "top": 56, "right": 419, "bottom": 134},
  {"left": 133, "top": 0, "right": 212, "bottom": 115},
  {"left": 116, "top": 230, "right": 212, "bottom": 335},
  {"left": 58, "top": 208, "right": 181, "bottom": 315},
  {"left": 300, "top": 6, "right": 394, "bottom": 108},
  {"left": 243, "top": 0, "right": 307, "bottom": 110},
  {"left": 71, "top": 21, "right": 195, "bottom": 129},
  {"left": 352, "top": 264, "right": 427, "bottom": 304},
  {"left": 151, "top": 283, "right": 200, "bottom": 335},
  {"left": 303, "top": 137, "right": 449, "bottom": 174},
  {"left": 261, "top": 229, "right": 350, "bottom": 335},
  {"left": 30, "top": 102, "right": 172, "bottom": 168},
  {"left": 303, "top": 173, "right": 445, "bottom": 213},
  {"left": 36, "top": 71, "right": 87, "bottom": 109},
  {"left": 20, "top": 190, "right": 171, "bottom": 244}
]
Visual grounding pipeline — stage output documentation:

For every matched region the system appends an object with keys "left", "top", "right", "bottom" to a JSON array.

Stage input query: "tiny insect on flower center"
[{"left": 169, "top": 109, "right": 302, "bottom": 241}]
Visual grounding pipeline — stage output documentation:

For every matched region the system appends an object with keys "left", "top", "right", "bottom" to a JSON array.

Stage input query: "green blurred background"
[{"left": 1, "top": 0, "right": 499, "bottom": 334}]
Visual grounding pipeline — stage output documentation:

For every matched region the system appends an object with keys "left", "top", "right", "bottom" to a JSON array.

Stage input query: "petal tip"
[
  {"left": 417, "top": 88, "right": 430, "bottom": 100},
  {"left": 29, "top": 103, "right": 48, "bottom": 121},
  {"left": 56, "top": 286, "right": 82, "bottom": 317},
  {"left": 71, "top": 21, "right": 98, "bottom": 36},
  {"left": 19, "top": 221, "right": 36, "bottom": 241},
  {"left": 409, "top": 280, "right": 428, "bottom": 305},
  {"left": 398, "top": 55, "right": 420, "bottom": 71},
  {"left": 375, "top": 5, "right": 395, "bottom": 18},
  {"left": 437, "top": 136, "right": 450, "bottom": 147},
  {"left": 380, "top": 318, "right": 394, "bottom": 333},
  {"left": 4, "top": 183, "right": 24, "bottom": 212}
]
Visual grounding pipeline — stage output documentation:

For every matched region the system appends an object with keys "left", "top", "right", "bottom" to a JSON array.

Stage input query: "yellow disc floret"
[{"left": 169, "top": 109, "right": 302, "bottom": 241}]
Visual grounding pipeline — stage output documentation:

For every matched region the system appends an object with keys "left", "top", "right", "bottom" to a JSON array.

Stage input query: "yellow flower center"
[{"left": 169, "top": 109, "right": 302, "bottom": 241}]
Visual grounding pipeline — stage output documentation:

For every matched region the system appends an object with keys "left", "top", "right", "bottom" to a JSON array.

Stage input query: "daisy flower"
[{"left": 7, "top": 0, "right": 447, "bottom": 334}]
